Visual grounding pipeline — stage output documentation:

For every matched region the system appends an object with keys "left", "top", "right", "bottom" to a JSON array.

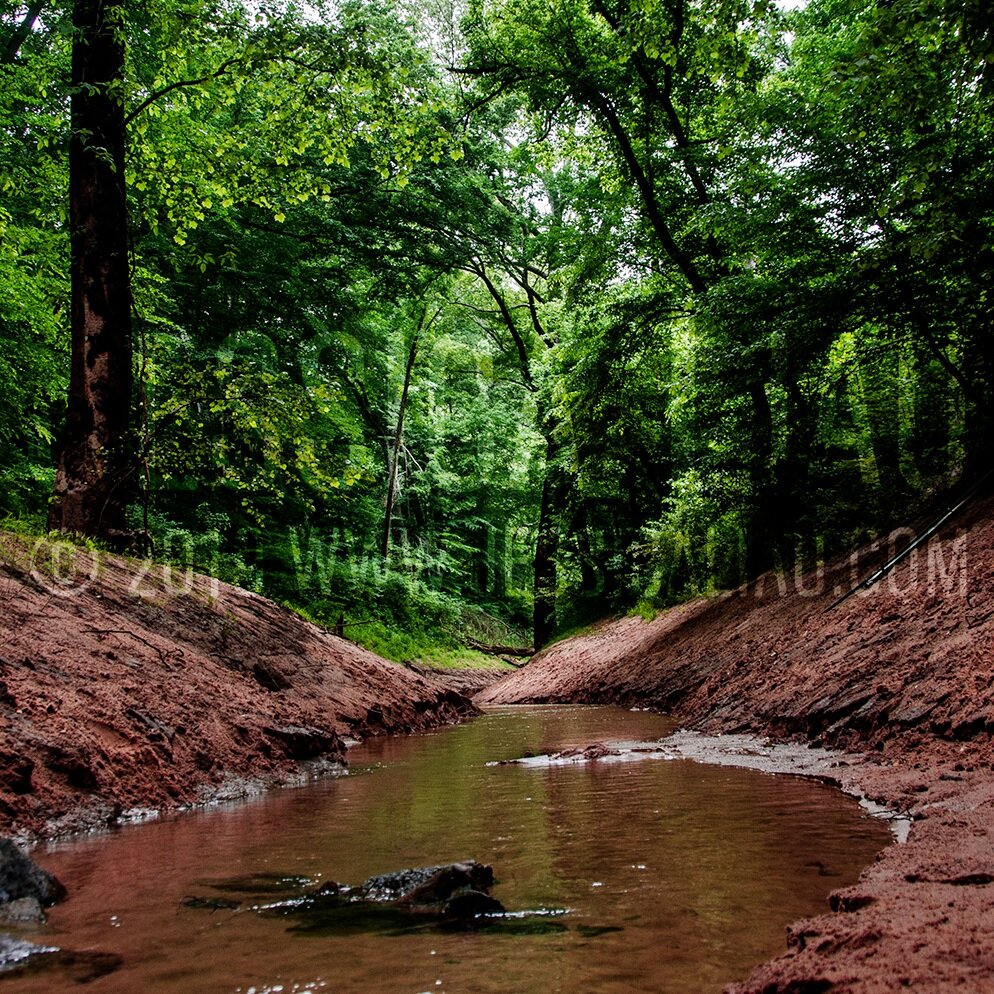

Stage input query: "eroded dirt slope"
[
  {"left": 479, "top": 493, "right": 994, "bottom": 755},
  {"left": 0, "top": 535, "right": 475, "bottom": 839},
  {"left": 479, "top": 491, "right": 994, "bottom": 993}
]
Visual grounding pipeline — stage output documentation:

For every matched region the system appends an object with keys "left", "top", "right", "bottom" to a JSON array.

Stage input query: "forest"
[{"left": 2, "top": 0, "right": 992, "bottom": 660}]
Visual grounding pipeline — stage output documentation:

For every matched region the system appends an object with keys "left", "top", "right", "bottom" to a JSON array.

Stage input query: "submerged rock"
[
  {"left": 189, "top": 860, "right": 506, "bottom": 931},
  {"left": 492, "top": 741, "right": 672, "bottom": 768},
  {"left": 0, "top": 936, "right": 122, "bottom": 983},
  {"left": 0, "top": 933, "right": 58, "bottom": 971}
]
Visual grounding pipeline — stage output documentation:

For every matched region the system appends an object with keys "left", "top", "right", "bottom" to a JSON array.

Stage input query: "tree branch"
[
  {"left": 124, "top": 56, "right": 242, "bottom": 126},
  {"left": 2, "top": 1, "right": 44, "bottom": 64},
  {"left": 466, "top": 260, "right": 538, "bottom": 391},
  {"left": 587, "top": 91, "right": 708, "bottom": 295}
]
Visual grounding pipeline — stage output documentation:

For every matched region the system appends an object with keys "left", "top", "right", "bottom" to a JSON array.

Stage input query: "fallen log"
[
  {"left": 499, "top": 655, "right": 527, "bottom": 668},
  {"left": 466, "top": 638, "right": 533, "bottom": 658}
]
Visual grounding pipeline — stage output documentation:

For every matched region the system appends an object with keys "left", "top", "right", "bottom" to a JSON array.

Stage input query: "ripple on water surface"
[{"left": 7, "top": 706, "right": 891, "bottom": 994}]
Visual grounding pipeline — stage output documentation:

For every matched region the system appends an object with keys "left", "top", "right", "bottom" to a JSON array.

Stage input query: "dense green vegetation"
[{"left": 2, "top": 0, "right": 991, "bottom": 656}]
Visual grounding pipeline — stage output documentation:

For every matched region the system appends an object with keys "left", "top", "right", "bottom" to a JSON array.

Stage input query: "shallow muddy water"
[{"left": 7, "top": 706, "right": 891, "bottom": 994}]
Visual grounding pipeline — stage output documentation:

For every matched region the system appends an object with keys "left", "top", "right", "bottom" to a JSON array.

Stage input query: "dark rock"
[
  {"left": 262, "top": 724, "right": 342, "bottom": 761},
  {"left": 359, "top": 861, "right": 496, "bottom": 906},
  {"left": 293, "top": 861, "right": 505, "bottom": 924},
  {"left": 830, "top": 891, "right": 876, "bottom": 913},
  {"left": 0, "top": 754, "right": 33, "bottom": 795},
  {"left": 441, "top": 888, "right": 505, "bottom": 919},
  {"left": 186, "top": 861, "right": 507, "bottom": 933},
  {"left": 948, "top": 873, "right": 994, "bottom": 886},
  {"left": 0, "top": 840, "right": 67, "bottom": 910},
  {"left": 252, "top": 659, "right": 293, "bottom": 692},
  {"left": 357, "top": 861, "right": 505, "bottom": 922}
]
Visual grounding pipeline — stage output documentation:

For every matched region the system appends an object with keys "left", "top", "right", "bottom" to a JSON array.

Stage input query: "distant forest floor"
[{"left": 480, "top": 491, "right": 994, "bottom": 993}]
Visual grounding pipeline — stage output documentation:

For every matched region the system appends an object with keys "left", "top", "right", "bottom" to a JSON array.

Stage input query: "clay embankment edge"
[
  {"left": 0, "top": 533, "right": 478, "bottom": 841},
  {"left": 478, "top": 493, "right": 994, "bottom": 992}
]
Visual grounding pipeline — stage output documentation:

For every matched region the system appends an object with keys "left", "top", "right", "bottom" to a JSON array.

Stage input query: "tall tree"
[{"left": 49, "top": 0, "right": 134, "bottom": 544}]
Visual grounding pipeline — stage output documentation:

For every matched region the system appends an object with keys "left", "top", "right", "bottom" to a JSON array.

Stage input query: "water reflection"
[{"left": 5, "top": 706, "right": 890, "bottom": 994}]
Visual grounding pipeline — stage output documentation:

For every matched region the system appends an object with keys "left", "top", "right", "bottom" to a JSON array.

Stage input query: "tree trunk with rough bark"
[
  {"left": 533, "top": 435, "right": 559, "bottom": 650},
  {"left": 49, "top": 0, "right": 134, "bottom": 545}
]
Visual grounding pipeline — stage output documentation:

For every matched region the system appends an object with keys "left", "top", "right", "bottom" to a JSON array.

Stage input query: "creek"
[{"left": 7, "top": 706, "right": 891, "bottom": 993}]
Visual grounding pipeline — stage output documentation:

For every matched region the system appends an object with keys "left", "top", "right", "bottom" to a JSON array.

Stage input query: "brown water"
[{"left": 6, "top": 706, "right": 891, "bottom": 994}]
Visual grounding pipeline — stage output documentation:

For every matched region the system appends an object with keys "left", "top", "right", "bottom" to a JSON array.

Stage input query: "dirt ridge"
[
  {"left": 478, "top": 493, "right": 994, "bottom": 993},
  {"left": 0, "top": 534, "right": 477, "bottom": 840}
]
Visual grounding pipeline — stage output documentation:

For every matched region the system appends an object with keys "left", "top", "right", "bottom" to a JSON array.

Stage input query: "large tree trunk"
[
  {"left": 49, "top": 0, "right": 134, "bottom": 545},
  {"left": 491, "top": 521, "right": 508, "bottom": 599},
  {"left": 858, "top": 341, "right": 907, "bottom": 511},
  {"left": 778, "top": 373, "right": 817, "bottom": 563},
  {"left": 744, "top": 380, "right": 778, "bottom": 578},
  {"left": 960, "top": 243, "right": 994, "bottom": 476}
]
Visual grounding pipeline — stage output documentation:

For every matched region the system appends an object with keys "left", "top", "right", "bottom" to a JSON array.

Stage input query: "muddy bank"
[
  {"left": 0, "top": 534, "right": 477, "bottom": 841},
  {"left": 719, "top": 748, "right": 994, "bottom": 994},
  {"left": 478, "top": 493, "right": 994, "bottom": 992}
]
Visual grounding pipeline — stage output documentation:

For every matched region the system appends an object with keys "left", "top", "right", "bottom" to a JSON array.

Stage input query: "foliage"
[{"left": 1, "top": 0, "right": 991, "bottom": 645}]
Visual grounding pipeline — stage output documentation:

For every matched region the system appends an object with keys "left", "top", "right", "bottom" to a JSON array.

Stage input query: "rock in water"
[
  {"left": 360, "top": 861, "right": 496, "bottom": 905},
  {"left": 0, "top": 933, "right": 59, "bottom": 971},
  {"left": 366, "top": 862, "right": 503, "bottom": 920},
  {"left": 0, "top": 898, "right": 46, "bottom": 925},
  {"left": 0, "top": 840, "right": 66, "bottom": 922},
  {"left": 316, "top": 861, "right": 505, "bottom": 922},
  {"left": 188, "top": 860, "right": 507, "bottom": 931},
  {"left": 440, "top": 888, "right": 505, "bottom": 919}
]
